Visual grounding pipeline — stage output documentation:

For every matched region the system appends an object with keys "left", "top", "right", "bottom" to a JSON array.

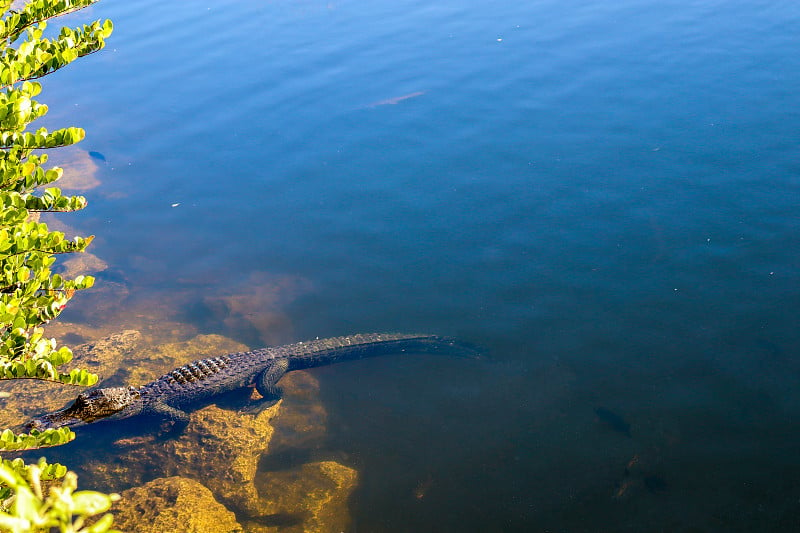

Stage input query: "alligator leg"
[
  {"left": 240, "top": 358, "right": 289, "bottom": 414},
  {"left": 148, "top": 401, "right": 192, "bottom": 436},
  {"left": 149, "top": 401, "right": 191, "bottom": 424},
  {"left": 256, "top": 358, "right": 290, "bottom": 399}
]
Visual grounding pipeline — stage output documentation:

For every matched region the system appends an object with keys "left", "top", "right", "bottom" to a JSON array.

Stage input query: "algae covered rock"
[
  {"left": 267, "top": 370, "right": 328, "bottom": 453},
  {"left": 169, "top": 402, "right": 280, "bottom": 514},
  {"left": 81, "top": 335, "right": 266, "bottom": 504},
  {"left": 113, "top": 476, "right": 242, "bottom": 533},
  {"left": 89, "top": 395, "right": 358, "bottom": 533},
  {"left": 71, "top": 329, "right": 142, "bottom": 376},
  {"left": 250, "top": 461, "right": 358, "bottom": 533},
  {"left": 87, "top": 399, "right": 279, "bottom": 515}
]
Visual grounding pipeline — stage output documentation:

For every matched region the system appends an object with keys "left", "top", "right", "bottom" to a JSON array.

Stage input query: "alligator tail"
[{"left": 284, "top": 332, "right": 481, "bottom": 371}]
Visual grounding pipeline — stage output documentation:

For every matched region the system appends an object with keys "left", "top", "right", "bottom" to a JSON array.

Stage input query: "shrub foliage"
[{"left": 0, "top": 1, "right": 118, "bottom": 531}]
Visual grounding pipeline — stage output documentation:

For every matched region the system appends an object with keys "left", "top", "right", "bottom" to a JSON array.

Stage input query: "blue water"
[{"left": 40, "top": 0, "right": 800, "bottom": 530}]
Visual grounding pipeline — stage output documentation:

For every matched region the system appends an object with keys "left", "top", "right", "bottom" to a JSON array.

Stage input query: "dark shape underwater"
[
  {"left": 88, "top": 151, "right": 106, "bottom": 162},
  {"left": 595, "top": 406, "right": 631, "bottom": 437},
  {"left": 643, "top": 474, "right": 668, "bottom": 494}
]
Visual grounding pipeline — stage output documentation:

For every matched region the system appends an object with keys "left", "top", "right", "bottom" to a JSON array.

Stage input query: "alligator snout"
[{"left": 24, "top": 410, "right": 84, "bottom": 431}]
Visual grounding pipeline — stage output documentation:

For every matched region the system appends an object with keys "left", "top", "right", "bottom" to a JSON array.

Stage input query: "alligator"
[{"left": 26, "top": 333, "right": 476, "bottom": 431}]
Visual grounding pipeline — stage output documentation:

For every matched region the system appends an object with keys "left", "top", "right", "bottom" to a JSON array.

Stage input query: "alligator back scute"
[{"left": 162, "top": 355, "right": 233, "bottom": 386}]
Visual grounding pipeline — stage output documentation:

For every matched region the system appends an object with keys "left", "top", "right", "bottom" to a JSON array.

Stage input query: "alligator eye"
[{"left": 77, "top": 393, "right": 93, "bottom": 404}]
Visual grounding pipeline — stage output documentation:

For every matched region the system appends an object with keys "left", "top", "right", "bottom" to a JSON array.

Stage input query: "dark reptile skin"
[{"left": 30, "top": 333, "right": 473, "bottom": 428}]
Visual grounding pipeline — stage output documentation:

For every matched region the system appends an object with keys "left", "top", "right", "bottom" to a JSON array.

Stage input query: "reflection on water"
[{"left": 11, "top": 0, "right": 800, "bottom": 530}]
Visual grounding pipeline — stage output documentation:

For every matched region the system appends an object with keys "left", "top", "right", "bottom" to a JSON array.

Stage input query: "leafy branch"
[
  {"left": 0, "top": 0, "right": 119, "bottom": 530},
  {"left": 0, "top": 19, "right": 113, "bottom": 89},
  {"left": 0, "top": 429, "right": 74, "bottom": 453},
  {"left": 0, "top": 459, "right": 119, "bottom": 533},
  {"left": 0, "top": 0, "right": 101, "bottom": 44}
]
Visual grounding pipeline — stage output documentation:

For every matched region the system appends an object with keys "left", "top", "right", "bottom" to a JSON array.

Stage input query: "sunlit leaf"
[{"left": 0, "top": 0, "right": 117, "bottom": 529}]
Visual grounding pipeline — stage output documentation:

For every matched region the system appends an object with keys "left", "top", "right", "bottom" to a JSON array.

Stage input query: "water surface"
[{"left": 37, "top": 0, "right": 800, "bottom": 530}]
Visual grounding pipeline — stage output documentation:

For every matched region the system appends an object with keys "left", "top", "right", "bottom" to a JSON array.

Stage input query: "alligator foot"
[{"left": 237, "top": 397, "right": 281, "bottom": 416}]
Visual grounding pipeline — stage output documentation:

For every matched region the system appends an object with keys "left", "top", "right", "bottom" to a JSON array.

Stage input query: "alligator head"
[{"left": 26, "top": 386, "right": 141, "bottom": 431}]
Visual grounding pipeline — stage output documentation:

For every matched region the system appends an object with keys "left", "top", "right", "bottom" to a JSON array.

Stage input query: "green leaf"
[
  {"left": 11, "top": 485, "right": 39, "bottom": 522},
  {"left": 72, "top": 491, "right": 114, "bottom": 515},
  {"left": 85, "top": 513, "right": 116, "bottom": 533},
  {"left": 0, "top": 428, "right": 75, "bottom": 451}
]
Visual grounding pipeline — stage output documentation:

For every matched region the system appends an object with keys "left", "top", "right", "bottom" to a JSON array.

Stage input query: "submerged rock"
[
  {"left": 199, "top": 272, "right": 309, "bottom": 346},
  {"left": 267, "top": 370, "right": 328, "bottom": 453},
  {"left": 46, "top": 148, "right": 101, "bottom": 191},
  {"left": 72, "top": 330, "right": 143, "bottom": 376},
  {"left": 249, "top": 461, "right": 358, "bottom": 533},
  {"left": 88, "top": 390, "right": 357, "bottom": 532},
  {"left": 170, "top": 402, "right": 280, "bottom": 514},
  {"left": 59, "top": 252, "right": 108, "bottom": 280},
  {"left": 113, "top": 476, "right": 242, "bottom": 533},
  {"left": 82, "top": 334, "right": 263, "bottom": 503},
  {"left": 89, "top": 372, "right": 336, "bottom": 519}
]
